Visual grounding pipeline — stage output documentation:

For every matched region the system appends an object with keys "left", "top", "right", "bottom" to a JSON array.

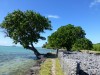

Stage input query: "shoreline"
[{"left": 26, "top": 58, "right": 46, "bottom": 75}]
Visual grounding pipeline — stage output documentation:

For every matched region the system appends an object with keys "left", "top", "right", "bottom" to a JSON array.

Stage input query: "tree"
[
  {"left": 93, "top": 43, "right": 100, "bottom": 51},
  {"left": 72, "top": 38, "right": 93, "bottom": 51},
  {"left": 0, "top": 10, "right": 52, "bottom": 59},
  {"left": 42, "top": 42, "right": 53, "bottom": 49},
  {"left": 42, "top": 42, "right": 47, "bottom": 48},
  {"left": 48, "top": 24, "right": 86, "bottom": 51}
]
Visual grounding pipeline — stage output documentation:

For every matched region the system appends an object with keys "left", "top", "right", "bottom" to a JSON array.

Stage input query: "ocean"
[{"left": 0, "top": 46, "right": 55, "bottom": 75}]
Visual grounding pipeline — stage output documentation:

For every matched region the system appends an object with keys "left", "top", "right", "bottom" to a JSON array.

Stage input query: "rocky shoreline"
[
  {"left": 58, "top": 51, "right": 100, "bottom": 75},
  {"left": 26, "top": 58, "right": 45, "bottom": 75}
]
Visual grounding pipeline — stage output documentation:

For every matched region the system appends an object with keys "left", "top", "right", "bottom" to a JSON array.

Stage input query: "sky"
[{"left": 0, "top": 0, "right": 100, "bottom": 47}]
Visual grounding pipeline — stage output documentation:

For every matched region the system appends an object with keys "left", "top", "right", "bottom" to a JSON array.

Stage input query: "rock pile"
[{"left": 58, "top": 52, "right": 100, "bottom": 75}]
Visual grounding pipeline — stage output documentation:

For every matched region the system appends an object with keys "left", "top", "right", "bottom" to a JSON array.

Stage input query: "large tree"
[
  {"left": 0, "top": 10, "right": 52, "bottom": 59},
  {"left": 48, "top": 24, "right": 86, "bottom": 51}
]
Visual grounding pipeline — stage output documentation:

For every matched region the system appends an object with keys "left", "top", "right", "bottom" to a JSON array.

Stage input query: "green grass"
[
  {"left": 39, "top": 59, "right": 52, "bottom": 75},
  {"left": 55, "top": 58, "right": 64, "bottom": 75},
  {"left": 39, "top": 58, "right": 64, "bottom": 75}
]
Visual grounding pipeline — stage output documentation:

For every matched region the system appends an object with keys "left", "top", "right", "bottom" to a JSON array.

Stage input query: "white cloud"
[
  {"left": 54, "top": 30, "right": 57, "bottom": 32},
  {"left": 47, "top": 15, "right": 60, "bottom": 19},
  {"left": 90, "top": 0, "right": 100, "bottom": 8},
  {"left": 0, "top": 41, "right": 8, "bottom": 46}
]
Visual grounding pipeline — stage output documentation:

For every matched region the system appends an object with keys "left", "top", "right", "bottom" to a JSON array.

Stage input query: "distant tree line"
[{"left": 93, "top": 43, "right": 100, "bottom": 51}]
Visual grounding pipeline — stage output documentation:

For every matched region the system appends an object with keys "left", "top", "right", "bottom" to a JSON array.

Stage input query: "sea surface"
[{"left": 0, "top": 46, "right": 55, "bottom": 74}]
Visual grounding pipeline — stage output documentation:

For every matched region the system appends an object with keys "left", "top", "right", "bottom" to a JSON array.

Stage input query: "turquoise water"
[
  {"left": 0, "top": 46, "right": 55, "bottom": 63},
  {"left": 0, "top": 46, "right": 55, "bottom": 74}
]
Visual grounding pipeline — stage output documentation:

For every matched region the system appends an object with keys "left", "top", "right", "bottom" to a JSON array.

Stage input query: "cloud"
[
  {"left": 90, "top": 0, "right": 100, "bottom": 8},
  {"left": 53, "top": 29, "right": 57, "bottom": 32},
  {"left": 47, "top": 15, "right": 60, "bottom": 19},
  {"left": 0, "top": 41, "right": 8, "bottom": 46}
]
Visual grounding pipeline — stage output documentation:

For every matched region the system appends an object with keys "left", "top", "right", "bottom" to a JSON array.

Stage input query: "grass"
[
  {"left": 55, "top": 58, "right": 64, "bottom": 75},
  {"left": 39, "top": 58, "right": 64, "bottom": 75},
  {"left": 39, "top": 59, "right": 52, "bottom": 75},
  {"left": 81, "top": 50, "right": 100, "bottom": 54},
  {"left": 79, "top": 44, "right": 100, "bottom": 54}
]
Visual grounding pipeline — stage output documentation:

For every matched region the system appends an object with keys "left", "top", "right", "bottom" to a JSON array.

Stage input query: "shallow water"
[{"left": 0, "top": 46, "right": 54, "bottom": 74}]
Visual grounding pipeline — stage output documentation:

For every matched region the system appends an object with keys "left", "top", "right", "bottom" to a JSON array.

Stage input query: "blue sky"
[{"left": 0, "top": 0, "right": 100, "bottom": 47}]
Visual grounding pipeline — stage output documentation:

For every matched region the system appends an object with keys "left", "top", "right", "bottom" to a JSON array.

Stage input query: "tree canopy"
[
  {"left": 0, "top": 10, "right": 52, "bottom": 58},
  {"left": 72, "top": 38, "right": 93, "bottom": 51},
  {"left": 48, "top": 24, "right": 92, "bottom": 51}
]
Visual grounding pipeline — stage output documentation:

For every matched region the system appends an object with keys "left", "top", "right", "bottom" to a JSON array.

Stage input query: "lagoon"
[{"left": 0, "top": 46, "right": 54, "bottom": 75}]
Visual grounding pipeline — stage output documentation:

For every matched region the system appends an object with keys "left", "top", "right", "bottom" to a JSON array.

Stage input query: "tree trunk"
[
  {"left": 26, "top": 44, "right": 41, "bottom": 59},
  {"left": 31, "top": 46, "right": 41, "bottom": 59},
  {"left": 56, "top": 49, "right": 59, "bottom": 57},
  {"left": 66, "top": 47, "right": 71, "bottom": 51}
]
